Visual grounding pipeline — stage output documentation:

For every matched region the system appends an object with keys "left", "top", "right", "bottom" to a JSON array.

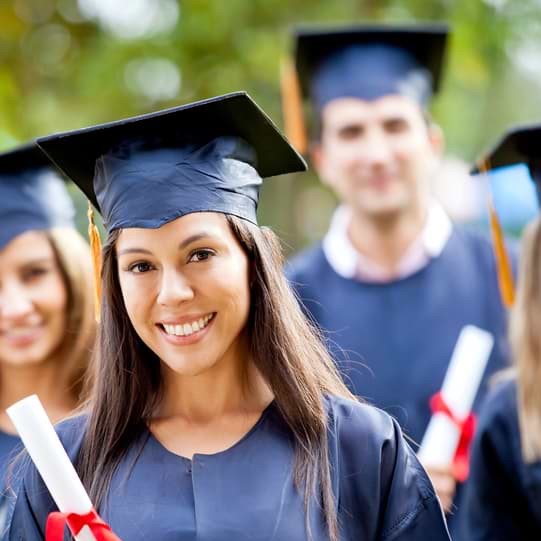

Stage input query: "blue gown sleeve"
[
  {"left": 380, "top": 423, "right": 449, "bottom": 540},
  {"left": 330, "top": 397, "right": 450, "bottom": 540}
]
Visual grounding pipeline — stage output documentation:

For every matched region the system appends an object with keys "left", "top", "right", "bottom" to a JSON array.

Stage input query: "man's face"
[{"left": 314, "top": 95, "right": 442, "bottom": 219}]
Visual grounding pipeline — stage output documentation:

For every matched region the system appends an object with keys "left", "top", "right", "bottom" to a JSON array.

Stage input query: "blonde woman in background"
[
  {"left": 459, "top": 124, "right": 541, "bottom": 540},
  {"left": 0, "top": 144, "right": 95, "bottom": 534}
]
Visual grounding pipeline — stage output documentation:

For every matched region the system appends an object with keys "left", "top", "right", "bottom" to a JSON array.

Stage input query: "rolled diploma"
[
  {"left": 7, "top": 395, "right": 96, "bottom": 541},
  {"left": 418, "top": 325, "right": 494, "bottom": 469}
]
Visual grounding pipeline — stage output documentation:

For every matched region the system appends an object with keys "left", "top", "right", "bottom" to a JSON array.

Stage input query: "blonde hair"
[
  {"left": 47, "top": 227, "right": 96, "bottom": 402},
  {"left": 510, "top": 216, "right": 541, "bottom": 462}
]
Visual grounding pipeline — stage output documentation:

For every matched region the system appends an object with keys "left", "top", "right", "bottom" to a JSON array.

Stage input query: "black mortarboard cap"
[
  {"left": 294, "top": 23, "right": 448, "bottom": 111},
  {"left": 472, "top": 123, "right": 541, "bottom": 175},
  {"left": 472, "top": 123, "right": 541, "bottom": 204},
  {"left": 37, "top": 92, "right": 307, "bottom": 232},
  {"left": 0, "top": 143, "right": 74, "bottom": 250}
]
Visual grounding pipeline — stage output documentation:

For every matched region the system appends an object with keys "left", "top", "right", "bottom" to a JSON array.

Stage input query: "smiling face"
[
  {"left": 116, "top": 212, "right": 252, "bottom": 377},
  {"left": 314, "top": 94, "right": 442, "bottom": 220},
  {"left": 0, "top": 231, "right": 68, "bottom": 367}
]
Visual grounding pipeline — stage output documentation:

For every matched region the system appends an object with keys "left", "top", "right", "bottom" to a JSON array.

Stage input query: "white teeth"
[
  {"left": 163, "top": 314, "right": 213, "bottom": 337},
  {"left": 3, "top": 327, "right": 40, "bottom": 337}
]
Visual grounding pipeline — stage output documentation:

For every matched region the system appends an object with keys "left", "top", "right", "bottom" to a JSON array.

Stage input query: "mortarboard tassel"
[
  {"left": 479, "top": 159, "right": 515, "bottom": 308},
  {"left": 280, "top": 57, "right": 308, "bottom": 155},
  {"left": 87, "top": 201, "right": 102, "bottom": 323}
]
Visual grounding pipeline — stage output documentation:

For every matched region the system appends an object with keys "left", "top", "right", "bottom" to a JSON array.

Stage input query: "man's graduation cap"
[
  {"left": 0, "top": 143, "right": 74, "bottom": 250},
  {"left": 472, "top": 124, "right": 541, "bottom": 308},
  {"left": 36, "top": 91, "right": 307, "bottom": 320},
  {"left": 281, "top": 23, "right": 449, "bottom": 153}
]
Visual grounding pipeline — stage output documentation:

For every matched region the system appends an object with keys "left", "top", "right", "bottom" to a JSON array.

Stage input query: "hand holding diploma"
[
  {"left": 418, "top": 325, "right": 494, "bottom": 483},
  {"left": 6, "top": 395, "right": 122, "bottom": 541}
]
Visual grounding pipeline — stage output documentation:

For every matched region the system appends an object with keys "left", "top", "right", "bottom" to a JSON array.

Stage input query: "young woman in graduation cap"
[
  {"left": 0, "top": 144, "right": 95, "bottom": 534},
  {"left": 458, "top": 125, "right": 541, "bottom": 540},
  {"left": 9, "top": 92, "right": 450, "bottom": 541}
]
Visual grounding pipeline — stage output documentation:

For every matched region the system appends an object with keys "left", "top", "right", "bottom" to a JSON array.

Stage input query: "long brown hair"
[
  {"left": 510, "top": 216, "right": 541, "bottom": 463},
  {"left": 47, "top": 227, "right": 96, "bottom": 401},
  {"left": 77, "top": 215, "right": 354, "bottom": 541}
]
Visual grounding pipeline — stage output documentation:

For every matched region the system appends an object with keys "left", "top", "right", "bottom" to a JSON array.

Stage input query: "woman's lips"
[
  {"left": 0, "top": 325, "right": 45, "bottom": 348},
  {"left": 157, "top": 313, "right": 216, "bottom": 346}
]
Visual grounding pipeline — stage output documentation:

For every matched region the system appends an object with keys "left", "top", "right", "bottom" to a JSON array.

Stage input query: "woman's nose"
[
  {"left": 0, "top": 284, "right": 34, "bottom": 320},
  {"left": 156, "top": 269, "right": 195, "bottom": 307}
]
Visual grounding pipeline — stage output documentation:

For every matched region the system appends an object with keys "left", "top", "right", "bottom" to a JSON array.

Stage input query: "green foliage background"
[{"left": 1, "top": 0, "right": 540, "bottom": 250}]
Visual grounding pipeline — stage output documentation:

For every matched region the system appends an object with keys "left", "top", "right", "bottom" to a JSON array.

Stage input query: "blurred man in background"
[{"left": 285, "top": 24, "right": 512, "bottom": 527}]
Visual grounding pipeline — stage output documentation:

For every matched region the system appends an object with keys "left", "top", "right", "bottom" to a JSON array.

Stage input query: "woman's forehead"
[
  {"left": 115, "top": 212, "right": 232, "bottom": 250},
  {"left": 0, "top": 230, "right": 54, "bottom": 263}
]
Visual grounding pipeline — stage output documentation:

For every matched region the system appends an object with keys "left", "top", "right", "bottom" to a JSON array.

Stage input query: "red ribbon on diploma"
[
  {"left": 46, "top": 508, "right": 122, "bottom": 541},
  {"left": 429, "top": 391, "right": 477, "bottom": 483}
]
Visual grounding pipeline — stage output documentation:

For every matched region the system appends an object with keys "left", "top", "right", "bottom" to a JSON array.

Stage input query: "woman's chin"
[
  {"left": 160, "top": 355, "right": 218, "bottom": 378},
  {"left": 0, "top": 346, "right": 51, "bottom": 368}
]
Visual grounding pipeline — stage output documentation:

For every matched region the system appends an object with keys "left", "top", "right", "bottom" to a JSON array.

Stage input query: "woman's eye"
[
  {"left": 128, "top": 262, "right": 154, "bottom": 273},
  {"left": 22, "top": 267, "right": 48, "bottom": 282},
  {"left": 189, "top": 249, "right": 215, "bottom": 263}
]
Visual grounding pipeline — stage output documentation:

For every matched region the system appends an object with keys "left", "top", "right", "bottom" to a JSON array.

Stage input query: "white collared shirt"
[{"left": 322, "top": 202, "right": 453, "bottom": 283}]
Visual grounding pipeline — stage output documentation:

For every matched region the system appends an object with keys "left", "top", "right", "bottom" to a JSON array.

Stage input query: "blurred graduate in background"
[
  {"left": 460, "top": 125, "right": 541, "bottom": 540},
  {"left": 284, "top": 23, "right": 512, "bottom": 525},
  {"left": 0, "top": 144, "right": 95, "bottom": 536}
]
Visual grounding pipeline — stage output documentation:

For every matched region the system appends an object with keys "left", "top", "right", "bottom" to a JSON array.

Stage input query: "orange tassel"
[
  {"left": 280, "top": 57, "right": 308, "bottom": 154},
  {"left": 87, "top": 201, "right": 102, "bottom": 323},
  {"left": 478, "top": 159, "right": 515, "bottom": 308}
]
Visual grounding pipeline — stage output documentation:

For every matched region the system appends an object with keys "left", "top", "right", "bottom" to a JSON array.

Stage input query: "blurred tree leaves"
[{"left": 1, "top": 0, "right": 541, "bottom": 248}]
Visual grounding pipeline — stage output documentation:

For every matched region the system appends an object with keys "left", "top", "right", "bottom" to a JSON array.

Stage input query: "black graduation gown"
[{"left": 459, "top": 378, "right": 541, "bottom": 540}]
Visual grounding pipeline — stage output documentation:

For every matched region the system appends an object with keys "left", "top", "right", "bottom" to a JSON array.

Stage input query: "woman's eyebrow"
[
  {"left": 117, "top": 247, "right": 154, "bottom": 257},
  {"left": 178, "top": 232, "right": 214, "bottom": 250},
  {"left": 117, "top": 232, "right": 216, "bottom": 257},
  {"left": 19, "top": 257, "right": 55, "bottom": 267}
]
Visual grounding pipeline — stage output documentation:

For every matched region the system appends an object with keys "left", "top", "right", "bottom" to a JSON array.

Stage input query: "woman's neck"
[
  {"left": 157, "top": 341, "right": 272, "bottom": 423},
  {"left": 0, "top": 359, "right": 76, "bottom": 434}
]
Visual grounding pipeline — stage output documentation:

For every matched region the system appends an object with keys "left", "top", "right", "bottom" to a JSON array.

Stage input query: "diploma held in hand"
[
  {"left": 418, "top": 325, "right": 494, "bottom": 480},
  {"left": 6, "top": 395, "right": 121, "bottom": 541}
]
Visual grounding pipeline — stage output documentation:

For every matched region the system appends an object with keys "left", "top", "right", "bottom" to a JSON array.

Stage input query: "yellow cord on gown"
[{"left": 479, "top": 159, "right": 515, "bottom": 308}]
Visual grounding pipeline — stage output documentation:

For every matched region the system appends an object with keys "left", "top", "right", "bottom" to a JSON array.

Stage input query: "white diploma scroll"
[
  {"left": 418, "top": 325, "right": 494, "bottom": 469},
  {"left": 7, "top": 395, "right": 96, "bottom": 541}
]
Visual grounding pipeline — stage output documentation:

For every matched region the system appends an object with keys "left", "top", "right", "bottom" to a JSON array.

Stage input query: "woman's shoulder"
[
  {"left": 324, "top": 394, "right": 425, "bottom": 478},
  {"left": 324, "top": 395, "right": 449, "bottom": 539},
  {"left": 54, "top": 414, "right": 88, "bottom": 457},
  {"left": 18, "top": 414, "right": 88, "bottom": 490},
  {"left": 8, "top": 414, "right": 89, "bottom": 532},
  {"left": 325, "top": 394, "right": 398, "bottom": 443}
]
